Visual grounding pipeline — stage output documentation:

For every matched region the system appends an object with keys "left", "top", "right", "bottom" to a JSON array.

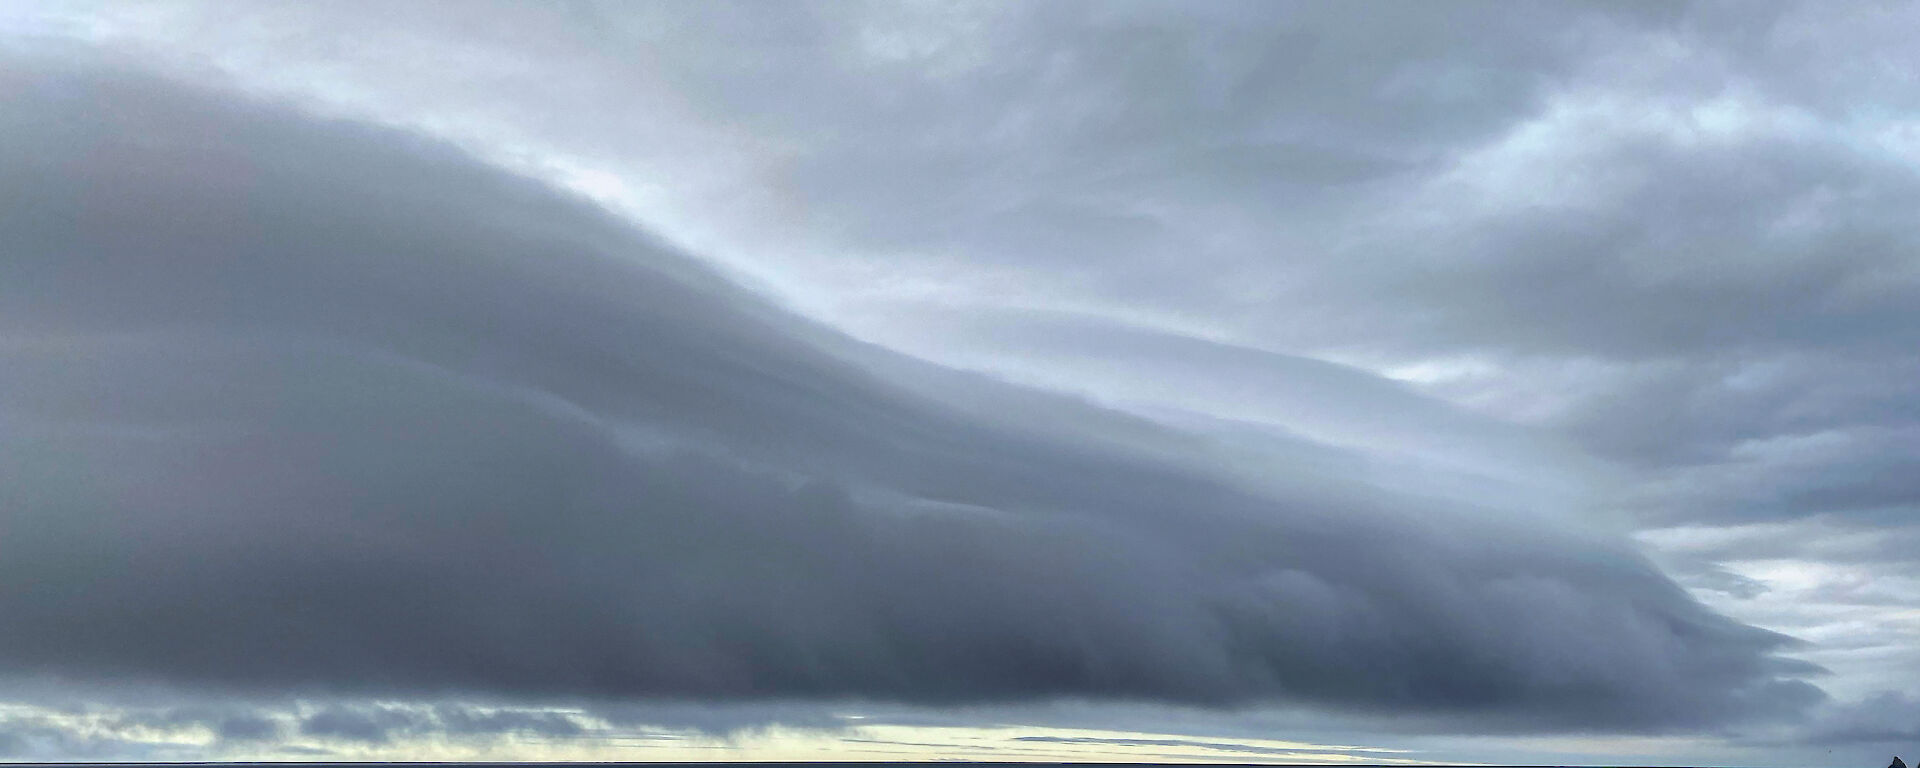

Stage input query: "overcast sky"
[{"left": 2, "top": 2, "right": 1918, "bottom": 766}]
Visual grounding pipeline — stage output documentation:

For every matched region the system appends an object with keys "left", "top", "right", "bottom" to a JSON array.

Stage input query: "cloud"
[
  {"left": 1801, "top": 692, "right": 1920, "bottom": 747},
  {"left": 300, "top": 707, "right": 431, "bottom": 744},
  {"left": 14, "top": 2, "right": 1906, "bottom": 761},
  {"left": 292, "top": 703, "right": 579, "bottom": 743},
  {"left": 1010, "top": 734, "right": 1399, "bottom": 759},
  {"left": 216, "top": 715, "right": 283, "bottom": 742},
  {"left": 0, "top": 51, "right": 1825, "bottom": 734}
]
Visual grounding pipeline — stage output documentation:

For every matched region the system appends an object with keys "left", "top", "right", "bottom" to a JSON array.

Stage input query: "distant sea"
[
  {"left": 9, "top": 763, "right": 1637, "bottom": 768},
  {"left": 0, "top": 760, "right": 1635, "bottom": 768}
]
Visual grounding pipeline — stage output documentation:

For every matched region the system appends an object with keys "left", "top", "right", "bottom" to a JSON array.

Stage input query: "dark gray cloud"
[
  {"left": 300, "top": 707, "right": 431, "bottom": 744},
  {"left": 216, "top": 715, "right": 283, "bottom": 742},
  {"left": 297, "top": 703, "right": 581, "bottom": 744},
  {"left": 298, "top": 702, "right": 613, "bottom": 743},
  {"left": 0, "top": 54, "right": 1822, "bottom": 732}
]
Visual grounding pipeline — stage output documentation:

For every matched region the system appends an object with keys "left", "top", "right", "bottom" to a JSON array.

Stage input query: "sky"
[{"left": 1, "top": 1, "right": 1917, "bottom": 765}]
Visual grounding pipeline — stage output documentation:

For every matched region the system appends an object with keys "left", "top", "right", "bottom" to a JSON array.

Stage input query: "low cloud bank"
[{"left": 0, "top": 55, "right": 1819, "bottom": 731}]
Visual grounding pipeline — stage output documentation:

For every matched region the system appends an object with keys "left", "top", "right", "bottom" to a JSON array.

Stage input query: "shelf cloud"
[{"left": 0, "top": 54, "right": 1822, "bottom": 732}]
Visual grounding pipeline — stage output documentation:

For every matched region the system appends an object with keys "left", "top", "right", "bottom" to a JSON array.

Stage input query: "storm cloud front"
[
  {"left": 0, "top": 55, "right": 1815, "bottom": 722},
  {"left": 2, "top": 2, "right": 1918, "bottom": 765}
]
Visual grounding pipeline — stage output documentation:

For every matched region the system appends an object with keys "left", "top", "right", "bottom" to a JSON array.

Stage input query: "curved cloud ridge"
[{"left": 0, "top": 57, "right": 1818, "bottom": 730}]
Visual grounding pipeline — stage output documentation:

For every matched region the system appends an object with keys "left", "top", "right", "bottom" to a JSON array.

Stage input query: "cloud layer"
[{"left": 0, "top": 56, "right": 1821, "bottom": 731}]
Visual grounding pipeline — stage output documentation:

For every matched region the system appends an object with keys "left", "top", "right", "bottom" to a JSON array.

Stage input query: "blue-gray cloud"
[{"left": 0, "top": 53, "right": 1822, "bottom": 732}]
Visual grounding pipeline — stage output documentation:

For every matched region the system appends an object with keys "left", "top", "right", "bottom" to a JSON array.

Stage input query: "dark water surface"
[{"left": 8, "top": 763, "right": 1646, "bottom": 768}]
